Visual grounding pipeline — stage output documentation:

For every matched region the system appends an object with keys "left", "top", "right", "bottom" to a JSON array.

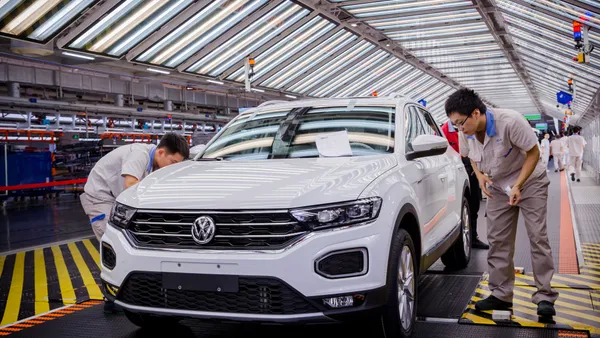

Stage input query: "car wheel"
[
  {"left": 124, "top": 310, "right": 180, "bottom": 329},
  {"left": 379, "top": 228, "right": 417, "bottom": 337},
  {"left": 441, "top": 196, "right": 471, "bottom": 269}
]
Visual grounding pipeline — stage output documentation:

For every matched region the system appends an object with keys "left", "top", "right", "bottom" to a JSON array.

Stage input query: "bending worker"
[
  {"left": 81, "top": 133, "right": 190, "bottom": 241},
  {"left": 445, "top": 88, "right": 558, "bottom": 316},
  {"left": 441, "top": 121, "right": 489, "bottom": 249}
]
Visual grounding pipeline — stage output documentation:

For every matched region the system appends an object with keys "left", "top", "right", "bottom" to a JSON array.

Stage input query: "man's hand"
[
  {"left": 477, "top": 173, "right": 493, "bottom": 198},
  {"left": 508, "top": 185, "right": 521, "bottom": 206}
]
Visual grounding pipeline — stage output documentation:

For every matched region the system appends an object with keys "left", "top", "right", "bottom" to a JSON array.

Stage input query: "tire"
[
  {"left": 378, "top": 228, "right": 417, "bottom": 337},
  {"left": 124, "top": 310, "right": 180, "bottom": 329},
  {"left": 441, "top": 196, "right": 471, "bottom": 269}
]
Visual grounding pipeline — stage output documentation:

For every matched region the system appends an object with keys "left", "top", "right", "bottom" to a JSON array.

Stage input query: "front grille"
[
  {"left": 315, "top": 249, "right": 367, "bottom": 278},
  {"left": 126, "top": 211, "right": 307, "bottom": 250},
  {"left": 117, "top": 272, "right": 318, "bottom": 315}
]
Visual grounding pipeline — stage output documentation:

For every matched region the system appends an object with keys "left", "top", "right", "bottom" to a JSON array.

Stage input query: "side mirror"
[
  {"left": 406, "top": 134, "right": 448, "bottom": 161},
  {"left": 189, "top": 144, "right": 206, "bottom": 159}
]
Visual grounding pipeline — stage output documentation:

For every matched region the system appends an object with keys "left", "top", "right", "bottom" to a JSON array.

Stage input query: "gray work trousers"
[
  {"left": 569, "top": 156, "right": 582, "bottom": 179},
  {"left": 80, "top": 193, "right": 114, "bottom": 241},
  {"left": 486, "top": 172, "right": 559, "bottom": 304}
]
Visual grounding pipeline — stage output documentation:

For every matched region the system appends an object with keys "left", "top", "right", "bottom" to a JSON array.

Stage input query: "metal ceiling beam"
[
  {"left": 125, "top": 0, "right": 213, "bottom": 62},
  {"left": 218, "top": 11, "right": 320, "bottom": 80},
  {"left": 472, "top": 0, "right": 544, "bottom": 114},
  {"left": 331, "top": 0, "right": 382, "bottom": 7},
  {"left": 176, "top": 0, "right": 284, "bottom": 73},
  {"left": 251, "top": 25, "right": 344, "bottom": 86},
  {"left": 56, "top": 0, "right": 122, "bottom": 49}
]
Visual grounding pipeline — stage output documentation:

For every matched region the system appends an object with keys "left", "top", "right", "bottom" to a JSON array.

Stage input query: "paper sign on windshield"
[{"left": 315, "top": 130, "right": 353, "bottom": 158}]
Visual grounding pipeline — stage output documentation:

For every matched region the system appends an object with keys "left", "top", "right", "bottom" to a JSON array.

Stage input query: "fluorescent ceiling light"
[
  {"left": 207, "top": 79, "right": 224, "bottom": 85},
  {"left": 62, "top": 51, "right": 95, "bottom": 60},
  {"left": 251, "top": 88, "right": 265, "bottom": 93},
  {"left": 285, "top": 94, "right": 297, "bottom": 99},
  {"left": 147, "top": 67, "right": 170, "bottom": 75}
]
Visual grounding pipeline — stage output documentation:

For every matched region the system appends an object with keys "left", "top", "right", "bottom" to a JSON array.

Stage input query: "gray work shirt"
[
  {"left": 84, "top": 143, "right": 156, "bottom": 202},
  {"left": 458, "top": 108, "right": 545, "bottom": 189}
]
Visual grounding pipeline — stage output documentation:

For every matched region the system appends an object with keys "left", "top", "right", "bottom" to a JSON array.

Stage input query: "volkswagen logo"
[{"left": 191, "top": 216, "right": 216, "bottom": 245}]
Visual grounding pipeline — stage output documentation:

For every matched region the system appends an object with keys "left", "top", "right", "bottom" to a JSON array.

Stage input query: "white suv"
[{"left": 100, "top": 96, "right": 472, "bottom": 337}]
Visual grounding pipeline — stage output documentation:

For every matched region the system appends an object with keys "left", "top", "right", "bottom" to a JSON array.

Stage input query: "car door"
[
  {"left": 403, "top": 105, "right": 447, "bottom": 253},
  {"left": 415, "top": 107, "right": 458, "bottom": 243}
]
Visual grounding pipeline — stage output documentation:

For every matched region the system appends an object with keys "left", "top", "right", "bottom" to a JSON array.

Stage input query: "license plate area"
[{"left": 162, "top": 273, "right": 239, "bottom": 293}]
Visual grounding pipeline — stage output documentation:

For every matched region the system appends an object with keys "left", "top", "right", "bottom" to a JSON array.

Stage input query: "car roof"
[{"left": 239, "top": 94, "right": 419, "bottom": 116}]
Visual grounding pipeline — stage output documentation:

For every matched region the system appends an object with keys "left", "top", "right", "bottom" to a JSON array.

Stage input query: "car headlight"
[
  {"left": 109, "top": 203, "right": 136, "bottom": 228},
  {"left": 291, "top": 197, "right": 382, "bottom": 230}
]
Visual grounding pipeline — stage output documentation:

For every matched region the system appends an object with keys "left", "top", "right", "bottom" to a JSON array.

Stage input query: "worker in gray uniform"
[
  {"left": 445, "top": 88, "right": 558, "bottom": 316},
  {"left": 81, "top": 132, "right": 189, "bottom": 241},
  {"left": 81, "top": 132, "right": 188, "bottom": 313}
]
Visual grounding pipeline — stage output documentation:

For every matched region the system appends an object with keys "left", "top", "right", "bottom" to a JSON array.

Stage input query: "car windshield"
[{"left": 199, "top": 106, "right": 396, "bottom": 160}]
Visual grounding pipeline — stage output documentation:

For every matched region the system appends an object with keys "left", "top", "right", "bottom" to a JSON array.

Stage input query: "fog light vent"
[
  {"left": 101, "top": 242, "right": 116, "bottom": 270},
  {"left": 315, "top": 248, "right": 367, "bottom": 279}
]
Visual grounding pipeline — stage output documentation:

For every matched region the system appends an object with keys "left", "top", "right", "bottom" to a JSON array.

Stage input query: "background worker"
[
  {"left": 540, "top": 133, "right": 550, "bottom": 172},
  {"left": 445, "top": 88, "right": 558, "bottom": 316},
  {"left": 441, "top": 121, "right": 489, "bottom": 250},
  {"left": 550, "top": 134, "right": 564, "bottom": 172},
  {"left": 561, "top": 132, "right": 570, "bottom": 169},
  {"left": 568, "top": 126, "right": 587, "bottom": 182},
  {"left": 81, "top": 133, "right": 190, "bottom": 241}
]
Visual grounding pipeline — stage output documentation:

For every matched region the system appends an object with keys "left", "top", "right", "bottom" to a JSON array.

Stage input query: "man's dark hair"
[
  {"left": 445, "top": 88, "right": 487, "bottom": 117},
  {"left": 158, "top": 132, "right": 190, "bottom": 158}
]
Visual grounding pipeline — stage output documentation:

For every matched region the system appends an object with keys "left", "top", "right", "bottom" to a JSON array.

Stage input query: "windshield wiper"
[{"left": 196, "top": 157, "right": 224, "bottom": 161}]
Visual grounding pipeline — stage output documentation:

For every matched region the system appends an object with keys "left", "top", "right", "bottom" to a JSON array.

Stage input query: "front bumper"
[{"left": 100, "top": 215, "right": 394, "bottom": 322}]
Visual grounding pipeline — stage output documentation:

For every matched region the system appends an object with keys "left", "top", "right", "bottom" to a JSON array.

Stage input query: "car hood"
[{"left": 118, "top": 156, "right": 397, "bottom": 210}]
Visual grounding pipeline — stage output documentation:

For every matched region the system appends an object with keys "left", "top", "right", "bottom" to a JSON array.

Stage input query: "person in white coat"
[
  {"left": 540, "top": 133, "right": 550, "bottom": 172},
  {"left": 561, "top": 133, "right": 569, "bottom": 168},
  {"left": 568, "top": 127, "right": 587, "bottom": 182}
]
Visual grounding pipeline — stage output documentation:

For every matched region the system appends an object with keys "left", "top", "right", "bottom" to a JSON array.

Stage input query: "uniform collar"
[
  {"left": 447, "top": 121, "right": 456, "bottom": 132},
  {"left": 466, "top": 108, "right": 495, "bottom": 140},
  {"left": 147, "top": 146, "right": 157, "bottom": 172}
]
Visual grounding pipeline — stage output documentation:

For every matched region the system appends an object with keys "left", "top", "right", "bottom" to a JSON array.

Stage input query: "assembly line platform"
[{"left": 0, "top": 169, "right": 599, "bottom": 337}]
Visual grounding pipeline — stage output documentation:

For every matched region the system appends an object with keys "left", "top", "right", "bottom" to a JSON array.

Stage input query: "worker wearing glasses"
[{"left": 445, "top": 88, "right": 558, "bottom": 317}]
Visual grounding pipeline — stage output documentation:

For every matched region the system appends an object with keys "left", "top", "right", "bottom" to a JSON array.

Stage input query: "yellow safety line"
[
  {"left": 550, "top": 274, "right": 600, "bottom": 289},
  {"left": 34, "top": 249, "right": 49, "bottom": 314},
  {"left": 82, "top": 240, "right": 100, "bottom": 268},
  {"left": 581, "top": 269, "right": 600, "bottom": 277},
  {"left": 0, "top": 256, "right": 5, "bottom": 277},
  {"left": 67, "top": 243, "right": 103, "bottom": 300},
  {"left": 0, "top": 252, "right": 24, "bottom": 326},
  {"left": 463, "top": 312, "right": 496, "bottom": 324},
  {"left": 570, "top": 273, "right": 600, "bottom": 283},
  {"left": 517, "top": 274, "right": 591, "bottom": 296},
  {"left": 513, "top": 289, "right": 592, "bottom": 312},
  {"left": 50, "top": 246, "right": 76, "bottom": 304}
]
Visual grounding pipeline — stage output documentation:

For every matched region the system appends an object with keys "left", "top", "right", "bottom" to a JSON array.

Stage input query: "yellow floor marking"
[
  {"left": 570, "top": 273, "right": 600, "bottom": 283},
  {"left": 510, "top": 300, "right": 597, "bottom": 333},
  {"left": 463, "top": 312, "right": 496, "bottom": 324},
  {"left": 50, "top": 246, "right": 76, "bottom": 304},
  {"left": 513, "top": 289, "right": 592, "bottom": 312},
  {"left": 550, "top": 274, "right": 600, "bottom": 288},
  {"left": 0, "top": 253, "right": 24, "bottom": 326},
  {"left": 82, "top": 240, "right": 100, "bottom": 268},
  {"left": 517, "top": 274, "right": 591, "bottom": 296},
  {"left": 34, "top": 249, "right": 49, "bottom": 314},
  {"left": 67, "top": 242, "right": 103, "bottom": 300}
]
